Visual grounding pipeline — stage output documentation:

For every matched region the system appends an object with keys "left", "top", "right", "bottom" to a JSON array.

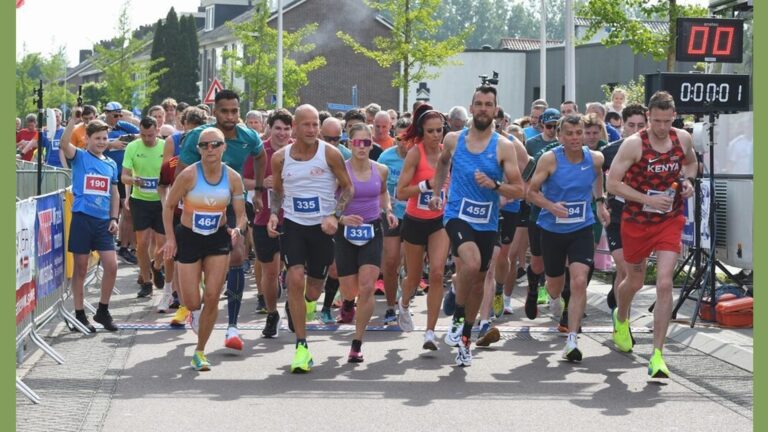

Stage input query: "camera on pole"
[{"left": 479, "top": 71, "right": 499, "bottom": 86}]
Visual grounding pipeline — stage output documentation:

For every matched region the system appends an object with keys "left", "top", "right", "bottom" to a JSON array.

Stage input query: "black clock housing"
[{"left": 644, "top": 73, "right": 750, "bottom": 114}]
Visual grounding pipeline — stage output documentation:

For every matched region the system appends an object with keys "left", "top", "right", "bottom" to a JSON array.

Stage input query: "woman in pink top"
[{"left": 395, "top": 104, "right": 450, "bottom": 350}]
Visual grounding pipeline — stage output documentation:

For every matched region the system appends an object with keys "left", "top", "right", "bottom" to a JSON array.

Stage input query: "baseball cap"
[
  {"left": 540, "top": 108, "right": 561, "bottom": 124},
  {"left": 105, "top": 101, "right": 123, "bottom": 112}
]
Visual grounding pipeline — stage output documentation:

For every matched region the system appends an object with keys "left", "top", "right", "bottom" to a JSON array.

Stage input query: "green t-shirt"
[
  {"left": 123, "top": 138, "right": 165, "bottom": 201},
  {"left": 179, "top": 123, "right": 263, "bottom": 174}
]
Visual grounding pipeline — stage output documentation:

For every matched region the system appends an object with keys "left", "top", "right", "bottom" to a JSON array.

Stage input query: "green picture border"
[
  {"left": 753, "top": 3, "right": 764, "bottom": 431},
  {"left": 5, "top": 0, "right": 17, "bottom": 428}
]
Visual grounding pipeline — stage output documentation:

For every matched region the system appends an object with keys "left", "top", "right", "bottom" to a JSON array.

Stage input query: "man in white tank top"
[{"left": 267, "top": 105, "right": 354, "bottom": 373}]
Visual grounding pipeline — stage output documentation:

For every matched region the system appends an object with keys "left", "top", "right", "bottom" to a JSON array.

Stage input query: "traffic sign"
[
  {"left": 203, "top": 78, "right": 224, "bottom": 104},
  {"left": 327, "top": 103, "right": 357, "bottom": 112}
]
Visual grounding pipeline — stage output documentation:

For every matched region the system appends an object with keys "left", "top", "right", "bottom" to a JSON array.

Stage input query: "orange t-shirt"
[
  {"left": 71, "top": 124, "right": 88, "bottom": 148},
  {"left": 376, "top": 135, "right": 394, "bottom": 150}
]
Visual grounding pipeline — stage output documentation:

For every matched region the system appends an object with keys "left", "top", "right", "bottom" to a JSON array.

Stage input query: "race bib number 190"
[
  {"left": 192, "top": 211, "right": 223, "bottom": 235},
  {"left": 83, "top": 174, "right": 111, "bottom": 196}
]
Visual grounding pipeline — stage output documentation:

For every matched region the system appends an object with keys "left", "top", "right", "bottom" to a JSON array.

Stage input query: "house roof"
[
  {"left": 574, "top": 16, "right": 669, "bottom": 34},
  {"left": 197, "top": 0, "right": 307, "bottom": 46},
  {"left": 498, "top": 38, "right": 563, "bottom": 51}
]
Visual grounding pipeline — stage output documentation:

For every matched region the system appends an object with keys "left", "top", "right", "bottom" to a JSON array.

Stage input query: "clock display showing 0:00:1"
[{"left": 678, "top": 82, "right": 743, "bottom": 104}]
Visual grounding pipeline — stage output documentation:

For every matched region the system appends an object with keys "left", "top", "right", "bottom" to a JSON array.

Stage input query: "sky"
[
  {"left": 16, "top": 0, "right": 711, "bottom": 68},
  {"left": 16, "top": 0, "right": 201, "bottom": 67}
]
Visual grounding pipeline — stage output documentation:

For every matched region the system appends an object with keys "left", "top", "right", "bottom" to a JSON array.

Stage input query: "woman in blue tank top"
[{"left": 334, "top": 124, "right": 398, "bottom": 363}]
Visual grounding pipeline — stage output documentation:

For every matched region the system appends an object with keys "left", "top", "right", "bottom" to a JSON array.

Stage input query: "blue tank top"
[
  {"left": 182, "top": 162, "right": 231, "bottom": 235},
  {"left": 71, "top": 148, "right": 119, "bottom": 220},
  {"left": 444, "top": 130, "right": 503, "bottom": 231},
  {"left": 537, "top": 146, "right": 596, "bottom": 233},
  {"left": 501, "top": 200, "right": 521, "bottom": 213}
]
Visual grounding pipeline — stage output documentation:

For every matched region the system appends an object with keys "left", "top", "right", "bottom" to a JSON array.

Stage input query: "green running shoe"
[
  {"left": 492, "top": 294, "right": 504, "bottom": 319},
  {"left": 648, "top": 348, "right": 670, "bottom": 378},
  {"left": 291, "top": 344, "right": 314, "bottom": 373},
  {"left": 305, "top": 299, "right": 317, "bottom": 323},
  {"left": 537, "top": 286, "right": 548, "bottom": 305},
  {"left": 190, "top": 351, "right": 211, "bottom": 371},
  {"left": 612, "top": 309, "right": 633, "bottom": 353}
]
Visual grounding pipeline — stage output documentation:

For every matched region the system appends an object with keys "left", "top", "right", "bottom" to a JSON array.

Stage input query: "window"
[
  {"left": 204, "top": 6, "right": 214, "bottom": 31},
  {"left": 533, "top": 87, "right": 540, "bottom": 101}
]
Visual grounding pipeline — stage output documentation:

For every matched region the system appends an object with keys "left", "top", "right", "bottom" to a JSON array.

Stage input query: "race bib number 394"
[
  {"left": 192, "top": 211, "right": 223, "bottom": 235},
  {"left": 555, "top": 201, "right": 587, "bottom": 224},
  {"left": 83, "top": 174, "right": 111, "bottom": 196},
  {"left": 292, "top": 196, "right": 320, "bottom": 215},
  {"left": 458, "top": 198, "right": 492, "bottom": 224}
]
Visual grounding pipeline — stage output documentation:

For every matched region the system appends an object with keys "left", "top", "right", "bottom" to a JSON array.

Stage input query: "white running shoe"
[
  {"left": 562, "top": 333, "right": 582, "bottom": 362},
  {"left": 187, "top": 308, "right": 201, "bottom": 335},
  {"left": 397, "top": 301, "right": 414, "bottom": 332},
  {"left": 455, "top": 336, "right": 472, "bottom": 367},
  {"left": 156, "top": 285, "right": 173, "bottom": 313},
  {"left": 549, "top": 296, "right": 563, "bottom": 320},
  {"left": 422, "top": 330, "right": 439, "bottom": 351},
  {"left": 444, "top": 319, "right": 463, "bottom": 347}
]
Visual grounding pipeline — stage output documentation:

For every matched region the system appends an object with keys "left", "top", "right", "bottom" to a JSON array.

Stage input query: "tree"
[
  {"left": 576, "top": 0, "right": 708, "bottom": 71},
  {"left": 177, "top": 15, "right": 201, "bottom": 104},
  {"left": 16, "top": 48, "right": 76, "bottom": 118},
  {"left": 223, "top": 0, "right": 326, "bottom": 108},
  {"left": 600, "top": 75, "right": 645, "bottom": 106},
  {"left": 338, "top": 0, "right": 471, "bottom": 112},
  {"left": 39, "top": 47, "right": 76, "bottom": 112},
  {"left": 90, "top": 1, "right": 167, "bottom": 110},
  {"left": 149, "top": 17, "right": 169, "bottom": 106},
  {"left": 81, "top": 82, "right": 109, "bottom": 108},
  {"left": 16, "top": 52, "right": 43, "bottom": 117}
]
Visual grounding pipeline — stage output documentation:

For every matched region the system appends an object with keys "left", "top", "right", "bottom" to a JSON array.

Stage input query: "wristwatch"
[
  {"left": 493, "top": 180, "right": 502, "bottom": 190},
  {"left": 595, "top": 196, "right": 607, "bottom": 203},
  {"left": 254, "top": 186, "right": 266, "bottom": 192},
  {"left": 334, "top": 209, "right": 343, "bottom": 220}
]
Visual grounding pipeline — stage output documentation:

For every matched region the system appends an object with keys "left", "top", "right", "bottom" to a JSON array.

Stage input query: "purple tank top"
[{"left": 341, "top": 160, "right": 382, "bottom": 222}]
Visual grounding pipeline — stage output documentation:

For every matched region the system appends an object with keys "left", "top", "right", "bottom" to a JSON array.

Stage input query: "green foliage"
[
  {"left": 90, "top": 1, "right": 167, "bottom": 110},
  {"left": 16, "top": 52, "right": 43, "bottom": 117},
  {"left": 81, "top": 82, "right": 109, "bottom": 108},
  {"left": 337, "top": 0, "right": 470, "bottom": 112},
  {"left": 576, "top": 0, "right": 708, "bottom": 70},
  {"left": 16, "top": 48, "right": 76, "bottom": 118},
  {"left": 150, "top": 8, "right": 199, "bottom": 105},
  {"left": 178, "top": 15, "right": 201, "bottom": 104},
  {"left": 600, "top": 74, "right": 645, "bottom": 106},
  {"left": 224, "top": 0, "right": 326, "bottom": 109}
]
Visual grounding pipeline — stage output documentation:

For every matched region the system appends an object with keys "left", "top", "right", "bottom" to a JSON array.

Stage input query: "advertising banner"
[
  {"left": 16, "top": 200, "right": 36, "bottom": 324},
  {"left": 35, "top": 194, "right": 65, "bottom": 299}
]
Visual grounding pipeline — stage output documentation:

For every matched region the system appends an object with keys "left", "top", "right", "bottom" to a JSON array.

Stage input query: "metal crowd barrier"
[{"left": 16, "top": 160, "right": 72, "bottom": 201}]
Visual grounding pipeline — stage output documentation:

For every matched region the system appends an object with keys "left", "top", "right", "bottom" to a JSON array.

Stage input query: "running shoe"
[
  {"left": 262, "top": 311, "right": 280, "bottom": 338},
  {"left": 503, "top": 296, "right": 514, "bottom": 315},
  {"left": 423, "top": 330, "right": 439, "bottom": 351},
  {"left": 319, "top": 308, "right": 335, "bottom": 325},
  {"left": 516, "top": 267, "right": 526, "bottom": 281},
  {"left": 558, "top": 310, "right": 569, "bottom": 333},
  {"left": 562, "top": 334, "right": 582, "bottom": 362},
  {"left": 476, "top": 326, "right": 500, "bottom": 347},
  {"left": 187, "top": 308, "right": 201, "bottom": 335},
  {"left": 256, "top": 294, "right": 268, "bottom": 314},
  {"left": 383, "top": 308, "right": 397, "bottom": 324},
  {"left": 118, "top": 247, "right": 138, "bottom": 265},
  {"left": 170, "top": 306, "right": 189, "bottom": 327},
  {"left": 549, "top": 296, "right": 563, "bottom": 320},
  {"left": 374, "top": 279, "right": 385, "bottom": 296},
  {"left": 648, "top": 348, "right": 670, "bottom": 379},
  {"left": 442, "top": 284, "right": 456, "bottom": 316},
  {"left": 190, "top": 351, "right": 211, "bottom": 371},
  {"left": 150, "top": 261, "right": 165, "bottom": 289},
  {"left": 492, "top": 293, "right": 504, "bottom": 319},
  {"left": 137, "top": 282, "right": 153, "bottom": 298},
  {"left": 285, "top": 301, "right": 295, "bottom": 333},
  {"left": 397, "top": 301, "right": 414, "bottom": 332},
  {"left": 612, "top": 308, "right": 633, "bottom": 352},
  {"left": 444, "top": 318, "right": 463, "bottom": 347},
  {"left": 338, "top": 302, "right": 356, "bottom": 324},
  {"left": 290, "top": 344, "right": 314, "bottom": 373},
  {"left": 225, "top": 326, "right": 244, "bottom": 350},
  {"left": 537, "top": 285, "right": 549, "bottom": 305},
  {"left": 305, "top": 299, "right": 317, "bottom": 323},
  {"left": 455, "top": 336, "right": 472, "bottom": 367},
  {"left": 524, "top": 285, "right": 538, "bottom": 320},
  {"left": 347, "top": 349, "right": 364, "bottom": 363},
  {"left": 156, "top": 285, "right": 173, "bottom": 313},
  {"left": 93, "top": 309, "right": 118, "bottom": 332},
  {"left": 607, "top": 287, "right": 617, "bottom": 310},
  {"left": 169, "top": 293, "right": 181, "bottom": 310},
  {"left": 74, "top": 314, "right": 96, "bottom": 333}
]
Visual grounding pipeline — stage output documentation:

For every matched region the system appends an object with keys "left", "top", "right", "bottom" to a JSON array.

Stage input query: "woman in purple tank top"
[{"left": 334, "top": 124, "right": 399, "bottom": 363}]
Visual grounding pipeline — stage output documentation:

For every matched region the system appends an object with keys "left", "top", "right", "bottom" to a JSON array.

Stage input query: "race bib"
[
  {"left": 83, "top": 174, "right": 111, "bottom": 196},
  {"left": 344, "top": 223, "right": 375, "bottom": 246},
  {"left": 642, "top": 189, "right": 673, "bottom": 214},
  {"left": 458, "top": 198, "right": 492, "bottom": 224},
  {"left": 556, "top": 201, "right": 587, "bottom": 224},
  {"left": 192, "top": 211, "right": 223, "bottom": 235},
  {"left": 137, "top": 177, "right": 159, "bottom": 193},
  {"left": 292, "top": 196, "right": 321, "bottom": 216},
  {"left": 417, "top": 190, "right": 445, "bottom": 211}
]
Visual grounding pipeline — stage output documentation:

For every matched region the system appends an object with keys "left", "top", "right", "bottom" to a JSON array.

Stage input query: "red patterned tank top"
[{"left": 622, "top": 129, "right": 686, "bottom": 225}]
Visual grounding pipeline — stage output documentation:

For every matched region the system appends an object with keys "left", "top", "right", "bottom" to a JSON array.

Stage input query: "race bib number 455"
[
  {"left": 555, "top": 201, "right": 587, "bottom": 224},
  {"left": 192, "top": 211, "right": 223, "bottom": 235},
  {"left": 459, "top": 198, "right": 492, "bottom": 224},
  {"left": 83, "top": 174, "right": 111, "bottom": 196}
]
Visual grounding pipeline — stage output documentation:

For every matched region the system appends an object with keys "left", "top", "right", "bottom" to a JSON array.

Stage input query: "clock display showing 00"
[
  {"left": 675, "top": 17, "right": 743, "bottom": 63},
  {"left": 644, "top": 73, "right": 750, "bottom": 114}
]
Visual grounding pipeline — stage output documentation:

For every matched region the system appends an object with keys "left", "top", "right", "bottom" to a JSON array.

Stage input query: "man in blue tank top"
[
  {"left": 429, "top": 85, "right": 525, "bottom": 367},
  {"left": 527, "top": 115, "right": 610, "bottom": 362}
]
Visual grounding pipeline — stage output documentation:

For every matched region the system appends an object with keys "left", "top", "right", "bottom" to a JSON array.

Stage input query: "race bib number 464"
[
  {"left": 83, "top": 174, "right": 110, "bottom": 196},
  {"left": 192, "top": 211, "right": 223, "bottom": 235}
]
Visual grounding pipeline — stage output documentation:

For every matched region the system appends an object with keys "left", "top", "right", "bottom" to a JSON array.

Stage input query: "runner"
[
  {"left": 59, "top": 113, "right": 120, "bottom": 332},
  {"left": 267, "top": 104, "right": 353, "bottom": 373},
  {"left": 162, "top": 128, "right": 247, "bottom": 371},
  {"left": 376, "top": 117, "right": 411, "bottom": 324},
  {"left": 430, "top": 85, "right": 524, "bottom": 366},
  {"left": 607, "top": 91, "right": 697, "bottom": 378},
  {"left": 395, "top": 103, "right": 450, "bottom": 351},
  {"left": 334, "top": 123, "right": 398, "bottom": 362},
  {"left": 177, "top": 89, "right": 266, "bottom": 351},
  {"left": 527, "top": 114, "right": 609, "bottom": 362}
]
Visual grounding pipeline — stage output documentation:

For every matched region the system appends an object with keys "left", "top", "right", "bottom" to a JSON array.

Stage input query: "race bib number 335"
[{"left": 292, "top": 196, "right": 321, "bottom": 215}]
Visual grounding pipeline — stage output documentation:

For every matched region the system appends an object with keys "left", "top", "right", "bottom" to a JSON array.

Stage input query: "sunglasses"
[
  {"left": 544, "top": 123, "right": 557, "bottom": 130},
  {"left": 197, "top": 140, "right": 225, "bottom": 150},
  {"left": 351, "top": 138, "right": 372, "bottom": 148},
  {"left": 160, "top": 135, "right": 170, "bottom": 139},
  {"left": 112, "top": 113, "right": 123, "bottom": 118},
  {"left": 323, "top": 135, "right": 341, "bottom": 143}
]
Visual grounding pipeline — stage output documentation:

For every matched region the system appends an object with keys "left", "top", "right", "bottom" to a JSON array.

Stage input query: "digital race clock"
[
  {"left": 676, "top": 18, "right": 744, "bottom": 63},
  {"left": 644, "top": 73, "right": 750, "bottom": 114}
]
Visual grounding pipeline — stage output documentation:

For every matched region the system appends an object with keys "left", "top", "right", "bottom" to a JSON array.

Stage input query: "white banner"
[{"left": 16, "top": 200, "right": 36, "bottom": 323}]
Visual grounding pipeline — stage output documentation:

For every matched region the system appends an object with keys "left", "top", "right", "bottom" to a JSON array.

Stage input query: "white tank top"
[{"left": 282, "top": 140, "right": 338, "bottom": 225}]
